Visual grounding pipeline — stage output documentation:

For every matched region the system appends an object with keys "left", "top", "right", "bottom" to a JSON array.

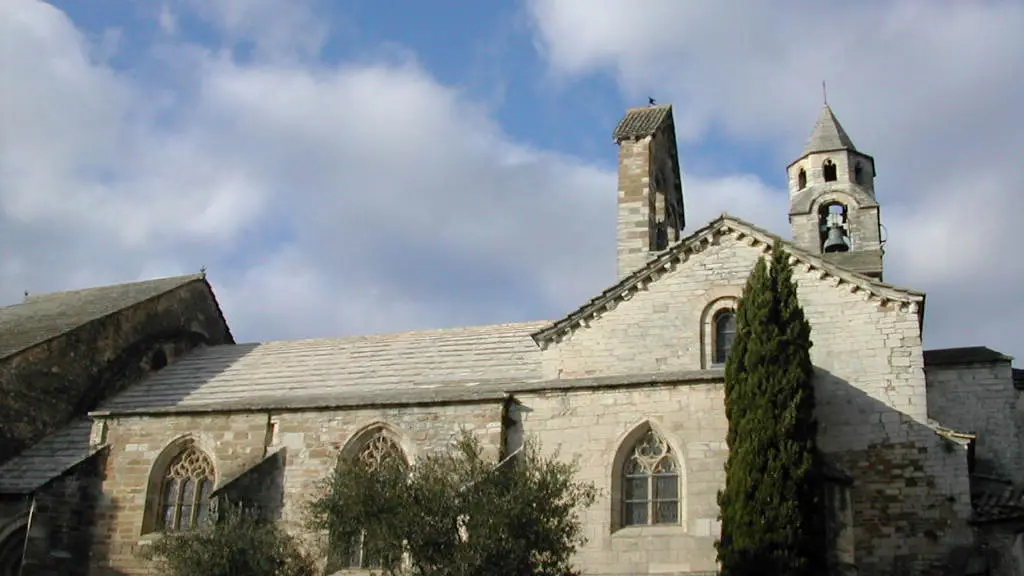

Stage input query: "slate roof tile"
[
  {"left": 0, "top": 418, "right": 101, "bottom": 495},
  {"left": 614, "top": 105, "right": 672, "bottom": 141},
  {"left": 94, "top": 321, "right": 548, "bottom": 415},
  {"left": 0, "top": 274, "right": 207, "bottom": 359},
  {"left": 803, "top": 104, "right": 856, "bottom": 155},
  {"left": 923, "top": 347, "right": 1014, "bottom": 366}
]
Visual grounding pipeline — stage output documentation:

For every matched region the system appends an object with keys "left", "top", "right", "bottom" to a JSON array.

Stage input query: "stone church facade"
[{"left": 1, "top": 104, "right": 1022, "bottom": 575}]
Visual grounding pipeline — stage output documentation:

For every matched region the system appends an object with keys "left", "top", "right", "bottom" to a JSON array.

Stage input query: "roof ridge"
[
  {"left": 22, "top": 273, "right": 204, "bottom": 303},
  {"left": 0, "top": 273, "right": 214, "bottom": 360},
  {"left": 214, "top": 319, "right": 551, "bottom": 347},
  {"left": 531, "top": 214, "right": 924, "bottom": 346}
]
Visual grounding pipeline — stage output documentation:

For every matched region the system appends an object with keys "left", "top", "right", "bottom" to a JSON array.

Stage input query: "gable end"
[{"left": 532, "top": 215, "right": 925, "bottom": 348}]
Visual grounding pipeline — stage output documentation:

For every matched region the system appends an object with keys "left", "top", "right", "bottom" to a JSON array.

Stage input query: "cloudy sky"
[{"left": 2, "top": 0, "right": 1021, "bottom": 359}]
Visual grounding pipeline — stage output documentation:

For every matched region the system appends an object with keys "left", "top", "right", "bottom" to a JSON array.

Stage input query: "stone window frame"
[
  {"left": 609, "top": 421, "right": 686, "bottom": 534},
  {"left": 141, "top": 436, "right": 218, "bottom": 536},
  {"left": 700, "top": 296, "right": 739, "bottom": 369},
  {"left": 327, "top": 423, "right": 411, "bottom": 573}
]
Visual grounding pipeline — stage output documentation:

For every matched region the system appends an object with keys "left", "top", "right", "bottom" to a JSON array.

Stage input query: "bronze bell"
[{"left": 823, "top": 225, "right": 849, "bottom": 253}]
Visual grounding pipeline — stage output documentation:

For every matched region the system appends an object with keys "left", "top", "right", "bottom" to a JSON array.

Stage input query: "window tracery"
[
  {"left": 622, "top": 430, "right": 680, "bottom": 527},
  {"left": 158, "top": 445, "right": 215, "bottom": 532},
  {"left": 333, "top": 430, "right": 407, "bottom": 571}
]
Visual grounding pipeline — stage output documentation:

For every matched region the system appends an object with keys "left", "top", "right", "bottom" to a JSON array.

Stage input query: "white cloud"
[
  {"left": 158, "top": 4, "right": 177, "bottom": 35},
  {"left": 528, "top": 0, "right": 1024, "bottom": 356},
  {"left": 3, "top": 0, "right": 1020, "bottom": 362},
  {"left": 0, "top": 0, "right": 614, "bottom": 343}
]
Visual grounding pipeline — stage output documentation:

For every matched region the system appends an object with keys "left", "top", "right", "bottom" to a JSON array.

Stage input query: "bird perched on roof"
[{"left": 648, "top": 97, "right": 656, "bottom": 106}]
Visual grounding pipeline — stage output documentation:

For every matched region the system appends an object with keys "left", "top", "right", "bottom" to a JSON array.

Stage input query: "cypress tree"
[{"left": 715, "top": 242, "right": 826, "bottom": 576}]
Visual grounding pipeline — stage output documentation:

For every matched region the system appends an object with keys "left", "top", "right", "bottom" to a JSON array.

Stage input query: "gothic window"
[
  {"left": 622, "top": 430, "right": 680, "bottom": 526},
  {"left": 158, "top": 445, "right": 215, "bottom": 532},
  {"left": 797, "top": 168, "right": 807, "bottom": 190},
  {"left": 332, "top": 432, "right": 407, "bottom": 571},
  {"left": 822, "top": 159, "right": 837, "bottom": 182},
  {"left": 713, "top": 309, "right": 737, "bottom": 365}
]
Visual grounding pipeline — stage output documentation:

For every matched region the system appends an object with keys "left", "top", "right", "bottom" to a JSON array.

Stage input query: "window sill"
[
  {"left": 612, "top": 524, "right": 686, "bottom": 537},
  {"left": 137, "top": 532, "right": 165, "bottom": 546}
]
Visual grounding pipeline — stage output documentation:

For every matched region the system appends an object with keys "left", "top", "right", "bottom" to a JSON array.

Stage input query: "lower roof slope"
[
  {"left": 0, "top": 418, "right": 101, "bottom": 495},
  {"left": 95, "top": 321, "right": 548, "bottom": 415}
]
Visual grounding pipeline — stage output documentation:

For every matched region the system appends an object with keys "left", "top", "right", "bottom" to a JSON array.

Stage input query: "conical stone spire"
[{"left": 803, "top": 105, "right": 856, "bottom": 156}]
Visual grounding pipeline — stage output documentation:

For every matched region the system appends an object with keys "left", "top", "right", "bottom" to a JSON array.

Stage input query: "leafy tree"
[
  {"left": 715, "top": 242, "right": 827, "bottom": 576},
  {"left": 305, "top": 432, "right": 598, "bottom": 576},
  {"left": 140, "top": 503, "right": 316, "bottom": 576}
]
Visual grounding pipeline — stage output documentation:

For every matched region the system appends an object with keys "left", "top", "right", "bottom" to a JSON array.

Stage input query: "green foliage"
[
  {"left": 715, "top": 243, "right": 827, "bottom": 576},
  {"left": 305, "top": 433, "right": 599, "bottom": 576},
  {"left": 140, "top": 504, "right": 316, "bottom": 576}
]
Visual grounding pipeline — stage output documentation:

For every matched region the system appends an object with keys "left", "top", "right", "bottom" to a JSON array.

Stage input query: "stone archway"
[{"left": 0, "top": 524, "right": 26, "bottom": 576}]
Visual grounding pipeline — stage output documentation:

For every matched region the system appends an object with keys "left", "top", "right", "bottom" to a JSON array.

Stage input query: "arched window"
[
  {"left": 797, "top": 168, "right": 807, "bottom": 190},
  {"left": 333, "top": 431, "right": 407, "bottom": 571},
  {"left": 622, "top": 430, "right": 680, "bottom": 526},
  {"left": 713, "top": 309, "right": 737, "bottom": 365},
  {"left": 158, "top": 445, "right": 215, "bottom": 532},
  {"left": 822, "top": 159, "right": 837, "bottom": 182}
]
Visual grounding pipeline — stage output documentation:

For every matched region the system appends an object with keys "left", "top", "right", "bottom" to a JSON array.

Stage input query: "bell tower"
[
  {"left": 787, "top": 104, "right": 884, "bottom": 279},
  {"left": 613, "top": 104, "right": 686, "bottom": 279}
]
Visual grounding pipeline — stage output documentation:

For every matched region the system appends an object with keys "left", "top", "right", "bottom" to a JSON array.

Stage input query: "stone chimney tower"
[
  {"left": 613, "top": 104, "right": 686, "bottom": 279},
  {"left": 787, "top": 105, "right": 884, "bottom": 279}
]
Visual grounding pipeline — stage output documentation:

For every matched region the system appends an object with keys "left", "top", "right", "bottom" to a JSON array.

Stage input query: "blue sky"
[{"left": 2, "top": 0, "right": 1022, "bottom": 360}]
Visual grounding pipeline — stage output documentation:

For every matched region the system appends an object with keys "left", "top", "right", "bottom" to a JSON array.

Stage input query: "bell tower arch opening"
[
  {"left": 819, "top": 202, "right": 851, "bottom": 253},
  {"left": 822, "top": 159, "right": 838, "bottom": 182}
]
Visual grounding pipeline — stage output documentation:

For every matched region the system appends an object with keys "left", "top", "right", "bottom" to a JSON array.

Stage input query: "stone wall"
[
  {"left": 516, "top": 382, "right": 727, "bottom": 575},
  {"left": 616, "top": 123, "right": 681, "bottom": 280},
  {"left": 88, "top": 401, "right": 505, "bottom": 574},
  {"left": 0, "top": 281, "right": 232, "bottom": 466},
  {"left": 617, "top": 134, "right": 657, "bottom": 279},
  {"left": 539, "top": 232, "right": 972, "bottom": 573},
  {"left": 926, "top": 361, "right": 1023, "bottom": 483}
]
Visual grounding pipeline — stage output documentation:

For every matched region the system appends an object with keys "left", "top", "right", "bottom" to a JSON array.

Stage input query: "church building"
[{"left": 0, "top": 103, "right": 1022, "bottom": 576}]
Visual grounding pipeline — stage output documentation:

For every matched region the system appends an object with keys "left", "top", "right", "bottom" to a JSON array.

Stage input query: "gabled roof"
[
  {"left": 92, "top": 321, "right": 548, "bottom": 415},
  {"left": 0, "top": 274, "right": 215, "bottom": 359},
  {"left": 803, "top": 104, "right": 856, "bottom": 156},
  {"left": 0, "top": 418, "right": 104, "bottom": 495},
  {"left": 923, "top": 347, "right": 1014, "bottom": 367},
  {"left": 614, "top": 104, "right": 673, "bottom": 142},
  {"left": 531, "top": 214, "right": 925, "bottom": 347}
]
